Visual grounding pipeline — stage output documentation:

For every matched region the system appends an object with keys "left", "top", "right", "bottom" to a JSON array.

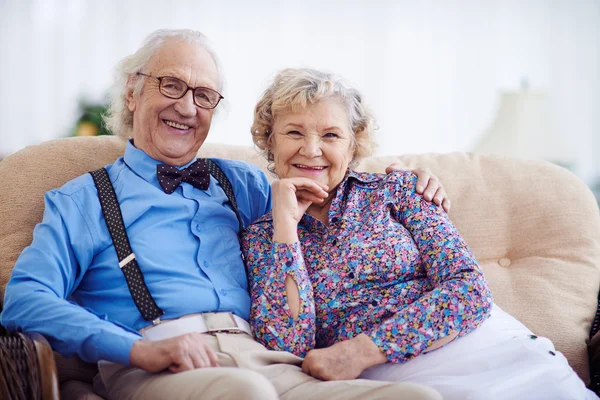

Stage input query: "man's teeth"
[
  {"left": 295, "top": 164, "right": 325, "bottom": 170},
  {"left": 165, "top": 120, "right": 190, "bottom": 130}
]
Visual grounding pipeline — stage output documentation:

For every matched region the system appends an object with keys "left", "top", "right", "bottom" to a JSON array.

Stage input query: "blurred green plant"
[{"left": 72, "top": 102, "right": 110, "bottom": 137}]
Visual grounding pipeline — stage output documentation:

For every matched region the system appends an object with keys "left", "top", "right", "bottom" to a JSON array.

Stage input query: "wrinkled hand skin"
[
  {"left": 300, "top": 332, "right": 460, "bottom": 381},
  {"left": 130, "top": 333, "right": 219, "bottom": 373},
  {"left": 301, "top": 334, "right": 387, "bottom": 381},
  {"left": 386, "top": 164, "right": 451, "bottom": 213}
]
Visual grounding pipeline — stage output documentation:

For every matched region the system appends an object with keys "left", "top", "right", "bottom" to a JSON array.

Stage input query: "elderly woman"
[{"left": 241, "top": 68, "right": 597, "bottom": 400}]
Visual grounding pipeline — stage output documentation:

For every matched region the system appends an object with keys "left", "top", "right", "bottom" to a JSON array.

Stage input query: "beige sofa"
[{"left": 1, "top": 136, "right": 600, "bottom": 399}]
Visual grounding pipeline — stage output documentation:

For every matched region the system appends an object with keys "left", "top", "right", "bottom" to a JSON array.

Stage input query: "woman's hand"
[
  {"left": 385, "top": 164, "right": 451, "bottom": 212},
  {"left": 301, "top": 334, "right": 386, "bottom": 381},
  {"left": 271, "top": 178, "right": 328, "bottom": 244}
]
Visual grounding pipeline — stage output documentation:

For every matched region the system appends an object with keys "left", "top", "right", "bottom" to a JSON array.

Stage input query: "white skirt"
[{"left": 359, "top": 304, "right": 598, "bottom": 400}]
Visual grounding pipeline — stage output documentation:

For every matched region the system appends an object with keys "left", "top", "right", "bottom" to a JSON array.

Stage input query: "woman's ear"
[
  {"left": 260, "top": 129, "right": 275, "bottom": 152},
  {"left": 125, "top": 75, "right": 137, "bottom": 113},
  {"left": 348, "top": 130, "right": 361, "bottom": 167},
  {"left": 351, "top": 130, "right": 359, "bottom": 155}
]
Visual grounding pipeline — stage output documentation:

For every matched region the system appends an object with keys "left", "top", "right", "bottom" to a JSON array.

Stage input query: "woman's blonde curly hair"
[{"left": 251, "top": 68, "right": 377, "bottom": 172}]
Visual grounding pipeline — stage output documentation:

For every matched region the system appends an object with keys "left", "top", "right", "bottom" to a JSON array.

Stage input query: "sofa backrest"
[{"left": 1, "top": 136, "right": 599, "bottom": 382}]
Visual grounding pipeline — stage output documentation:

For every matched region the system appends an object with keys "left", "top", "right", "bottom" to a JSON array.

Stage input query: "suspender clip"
[{"left": 119, "top": 253, "right": 136, "bottom": 269}]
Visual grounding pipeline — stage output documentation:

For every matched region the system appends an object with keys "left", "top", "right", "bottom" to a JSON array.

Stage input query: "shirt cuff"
[
  {"left": 272, "top": 241, "right": 304, "bottom": 275},
  {"left": 96, "top": 331, "right": 142, "bottom": 366}
]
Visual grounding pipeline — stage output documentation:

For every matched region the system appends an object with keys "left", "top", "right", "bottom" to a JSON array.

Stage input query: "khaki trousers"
[{"left": 95, "top": 333, "right": 441, "bottom": 400}]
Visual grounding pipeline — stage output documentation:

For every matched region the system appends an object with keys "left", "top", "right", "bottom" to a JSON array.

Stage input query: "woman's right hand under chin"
[{"left": 271, "top": 178, "right": 328, "bottom": 243}]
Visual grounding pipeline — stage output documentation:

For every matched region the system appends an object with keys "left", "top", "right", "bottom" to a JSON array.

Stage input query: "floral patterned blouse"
[{"left": 241, "top": 170, "right": 493, "bottom": 364}]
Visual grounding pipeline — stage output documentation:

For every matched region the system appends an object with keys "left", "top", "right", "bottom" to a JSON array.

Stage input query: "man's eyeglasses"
[{"left": 136, "top": 72, "right": 224, "bottom": 109}]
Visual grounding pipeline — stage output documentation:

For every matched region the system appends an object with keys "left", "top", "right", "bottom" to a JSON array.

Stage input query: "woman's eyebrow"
[{"left": 283, "top": 123, "right": 305, "bottom": 129}]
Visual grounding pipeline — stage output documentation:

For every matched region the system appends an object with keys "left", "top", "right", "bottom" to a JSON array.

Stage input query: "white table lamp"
[{"left": 474, "top": 88, "right": 573, "bottom": 167}]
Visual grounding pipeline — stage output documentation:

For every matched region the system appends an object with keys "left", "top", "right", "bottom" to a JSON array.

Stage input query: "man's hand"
[
  {"left": 130, "top": 333, "right": 219, "bottom": 373},
  {"left": 385, "top": 164, "right": 451, "bottom": 212},
  {"left": 302, "top": 334, "right": 387, "bottom": 381}
]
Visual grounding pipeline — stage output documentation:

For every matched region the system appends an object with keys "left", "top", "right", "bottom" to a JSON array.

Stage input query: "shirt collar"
[
  {"left": 346, "top": 169, "right": 382, "bottom": 184},
  {"left": 123, "top": 140, "right": 198, "bottom": 187}
]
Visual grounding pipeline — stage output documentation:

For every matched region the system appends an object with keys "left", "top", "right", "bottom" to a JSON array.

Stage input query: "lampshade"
[{"left": 473, "top": 90, "right": 572, "bottom": 166}]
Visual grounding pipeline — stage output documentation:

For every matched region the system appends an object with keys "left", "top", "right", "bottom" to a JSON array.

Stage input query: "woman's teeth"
[{"left": 295, "top": 164, "right": 325, "bottom": 170}]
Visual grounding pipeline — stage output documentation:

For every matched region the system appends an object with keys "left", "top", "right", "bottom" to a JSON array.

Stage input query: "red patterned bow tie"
[{"left": 156, "top": 159, "right": 210, "bottom": 194}]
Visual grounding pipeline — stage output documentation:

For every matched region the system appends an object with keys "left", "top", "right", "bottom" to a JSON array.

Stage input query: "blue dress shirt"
[{"left": 1, "top": 141, "right": 272, "bottom": 365}]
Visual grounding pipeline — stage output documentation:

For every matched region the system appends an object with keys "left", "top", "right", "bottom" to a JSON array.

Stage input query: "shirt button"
[
  {"left": 220, "top": 289, "right": 227, "bottom": 296},
  {"left": 371, "top": 300, "right": 377, "bottom": 306},
  {"left": 348, "top": 272, "right": 355, "bottom": 279},
  {"left": 203, "top": 260, "right": 209, "bottom": 268},
  {"left": 332, "top": 239, "right": 337, "bottom": 246},
  {"left": 331, "top": 217, "right": 339, "bottom": 223}
]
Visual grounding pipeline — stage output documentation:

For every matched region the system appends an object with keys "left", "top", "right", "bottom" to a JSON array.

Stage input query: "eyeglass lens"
[{"left": 159, "top": 76, "right": 220, "bottom": 108}]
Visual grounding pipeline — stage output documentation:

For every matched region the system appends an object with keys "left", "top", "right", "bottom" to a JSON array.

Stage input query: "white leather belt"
[{"left": 139, "top": 312, "right": 252, "bottom": 341}]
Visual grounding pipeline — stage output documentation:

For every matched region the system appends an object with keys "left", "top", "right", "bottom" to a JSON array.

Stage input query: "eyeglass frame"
[{"left": 136, "top": 72, "right": 224, "bottom": 109}]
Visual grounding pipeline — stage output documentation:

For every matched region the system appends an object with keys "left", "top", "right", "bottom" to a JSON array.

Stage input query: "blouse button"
[
  {"left": 498, "top": 258, "right": 511, "bottom": 267},
  {"left": 331, "top": 217, "right": 339, "bottom": 223},
  {"left": 371, "top": 300, "right": 377, "bottom": 306},
  {"left": 332, "top": 239, "right": 337, "bottom": 246},
  {"left": 348, "top": 272, "right": 355, "bottom": 279}
]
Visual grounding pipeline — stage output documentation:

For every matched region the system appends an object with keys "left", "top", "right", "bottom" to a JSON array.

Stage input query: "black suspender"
[
  {"left": 90, "top": 168, "right": 165, "bottom": 323},
  {"left": 205, "top": 159, "right": 243, "bottom": 233},
  {"left": 90, "top": 158, "right": 244, "bottom": 323}
]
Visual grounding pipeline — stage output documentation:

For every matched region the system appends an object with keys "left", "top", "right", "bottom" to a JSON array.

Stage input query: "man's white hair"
[{"left": 103, "top": 29, "right": 224, "bottom": 139}]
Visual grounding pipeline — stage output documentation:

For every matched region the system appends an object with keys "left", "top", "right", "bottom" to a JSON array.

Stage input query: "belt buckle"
[{"left": 203, "top": 312, "right": 243, "bottom": 334}]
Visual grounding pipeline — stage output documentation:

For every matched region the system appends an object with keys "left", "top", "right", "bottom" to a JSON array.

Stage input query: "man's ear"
[{"left": 125, "top": 75, "right": 137, "bottom": 113}]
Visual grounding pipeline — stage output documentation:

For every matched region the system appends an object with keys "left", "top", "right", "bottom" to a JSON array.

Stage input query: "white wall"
[{"left": 1, "top": 0, "right": 599, "bottom": 181}]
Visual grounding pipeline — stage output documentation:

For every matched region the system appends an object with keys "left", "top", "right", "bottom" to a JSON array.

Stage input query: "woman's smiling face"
[{"left": 270, "top": 98, "right": 355, "bottom": 191}]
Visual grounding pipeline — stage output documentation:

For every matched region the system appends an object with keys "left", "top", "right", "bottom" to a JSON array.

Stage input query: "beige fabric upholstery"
[{"left": 1, "top": 136, "right": 599, "bottom": 391}]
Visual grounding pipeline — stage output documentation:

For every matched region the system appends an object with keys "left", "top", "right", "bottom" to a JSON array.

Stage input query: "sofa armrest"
[
  {"left": 28, "top": 332, "right": 60, "bottom": 400},
  {"left": 0, "top": 330, "right": 59, "bottom": 400}
]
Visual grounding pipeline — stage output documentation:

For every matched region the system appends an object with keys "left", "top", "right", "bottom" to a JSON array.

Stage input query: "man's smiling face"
[{"left": 126, "top": 37, "right": 220, "bottom": 166}]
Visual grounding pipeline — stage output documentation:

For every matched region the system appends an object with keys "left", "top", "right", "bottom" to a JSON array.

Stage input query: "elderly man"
[{"left": 1, "top": 29, "right": 447, "bottom": 400}]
